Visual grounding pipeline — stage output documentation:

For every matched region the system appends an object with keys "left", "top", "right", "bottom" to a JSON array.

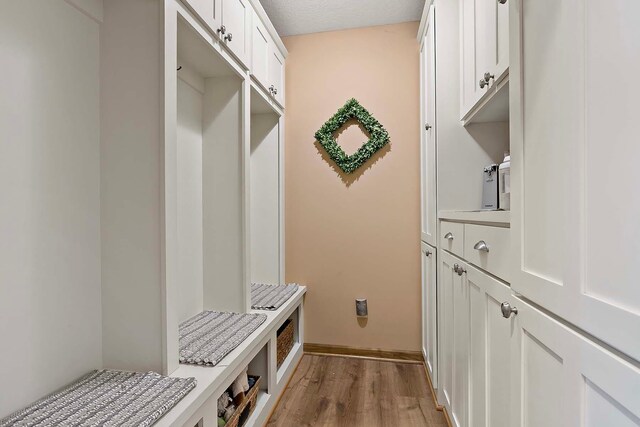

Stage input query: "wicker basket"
[
  {"left": 225, "top": 375, "right": 261, "bottom": 427},
  {"left": 276, "top": 319, "right": 294, "bottom": 368}
]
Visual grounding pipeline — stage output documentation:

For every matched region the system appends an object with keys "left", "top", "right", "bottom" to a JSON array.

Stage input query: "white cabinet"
[
  {"left": 510, "top": 0, "right": 640, "bottom": 361},
  {"left": 184, "top": 0, "right": 222, "bottom": 35},
  {"left": 511, "top": 297, "right": 640, "bottom": 427},
  {"left": 420, "top": 7, "right": 437, "bottom": 246},
  {"left": 268, "top": 45, "right": 285, "bottom": 106},
  {"left": 251, "top": 10, "right": 285, "bottom": 108},
  {"left": 221, "top": 0, "right": 250, "bottom": 67},
  {"left": 421, "top": 242, "right": 438, "bottom": 386},
  {"left": 467, "top": 265, "right": 513, "bottom": 427},
  {"left": 438, "top": 225, "right": 514, "bottom": 427},
  {"left": 438, "top": 250, "right": 469, "bottom": 427},
  {"left": 250, "top": 12, "right": 270, "bottom": 88},
  {"left": 460, "top": 0, "right": 509, "bottom": 119}
]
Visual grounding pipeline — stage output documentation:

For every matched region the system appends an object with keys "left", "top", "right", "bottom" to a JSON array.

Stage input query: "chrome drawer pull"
[
  {"left": 444, "top": 232, "right": 454, "bottom": 240},
  {"left": 473, "top": 240, "right": 489, "bottom": 252}
]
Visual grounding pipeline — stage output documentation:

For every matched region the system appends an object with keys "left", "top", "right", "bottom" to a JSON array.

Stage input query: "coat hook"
[{"left": 177, "top": 65, "right": 182, "bottom": 71}]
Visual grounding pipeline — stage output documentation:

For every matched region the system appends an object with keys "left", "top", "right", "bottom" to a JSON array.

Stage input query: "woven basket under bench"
[
  {"left": 225, "top": 375, "right": 261, "bottom": 427},
  {"left": 276, "top": 319, "right": 294, "bottom": 368}
]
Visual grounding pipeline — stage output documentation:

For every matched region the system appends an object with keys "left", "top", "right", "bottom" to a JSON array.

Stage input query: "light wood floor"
[{"left": 267, "top": 354, "right": 448, "bottom": 427}]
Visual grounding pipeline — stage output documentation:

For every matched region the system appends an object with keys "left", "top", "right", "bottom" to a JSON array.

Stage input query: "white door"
[
  {"left": 421, "top": 242, "right": 438, "bottom": 386},
  {"left": 221, "top": 0, "right": 249, "bottom": 67},
  {"left": 511, "top": 297, "right": 640, "bottom": 426},
  {"left": 437, "top": 250, "right": 456, "bottom": 412},
  {"left": 467, "top": 265, "right": 513, "bottom": 427},
  {"left": 250, "top": 11, "right": 270, "bottom": 90},
  {"left": 476, "top": 0, "right": 509, "bottom": 89},
  {"left": 494, "top": 0, "right": 509, "bottom": 80},
  {"left": 268, "top": 46, "right": 284, "bottom": 107},
  {"left": 185, "top": 0, "right": 222, "bottom": 34},
  {"left": 439, "top": 250, "right": 469, "bottom": 427},
  {"left": 420, "top": 7, "right": 437, "bottom": 246},
  {"left": 510, "top": 0, "right": 640, "bottom": 361},
  {"left": 460, "top": 0, "right": 482, "bottom": 117}
]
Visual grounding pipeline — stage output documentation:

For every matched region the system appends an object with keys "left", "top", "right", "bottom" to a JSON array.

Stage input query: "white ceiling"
[{"left": 258, "top": 0, "right": 425, "bottom": 37}]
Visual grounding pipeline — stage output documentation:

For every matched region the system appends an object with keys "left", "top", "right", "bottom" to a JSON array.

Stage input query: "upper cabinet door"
[
  {"left": 460, "top": 0, "right": 482, "bottom": 117},
  {"left": 221, "top": 0, "right": 250, "bottom": 67},
  {"left": 494, "top": 0, "right": 509, "bottom": 80},
  {"left": 421, "top": 8, "right": 437, "bottom": 246},
  {"left": 511, "top": 0, "right": 640, "bottom": 361},
  {"left": 250, "top": 11, "right": 270, "bottom": 89},
  {"left": 461, "top": 0, "right": 510, "bottom": 119},
  {"left": 476, "top": 0, "right": 509, "bottom": 88},
  {"left": 511, "top": 298, "right": 640, "bottom": 427},
  {"left": 185, "top": 0, "right": 222, "bottom": 34},
  {"left": 269, "top": 46, "right": 284, "bottom": 107}
]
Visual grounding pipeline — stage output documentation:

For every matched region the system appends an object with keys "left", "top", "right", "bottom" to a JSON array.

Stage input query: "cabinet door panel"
[
  {"left": 511, "top": 0, "right": 640, "bottom": 361},
  {"left": 460, "top": 0, "right": 482, "bottom": 117},
  {"left": 422, "top": 242, "right": 438, "bottom": 387},
  {"left": 511, "top": 298, "right": 640, "bottom": 427},
  {"left": 439, "top": 251, "right": 469, "bottom": 427},
  {"left": 250, "top": 12, "right": 270, "bottom": 89},
  {"left": 421, "top": 9, "right": 437, "bottom": 246},
  {"left": 495, "top": 0, "right": 509, "bottom": 79},
  {"left": 438, "top": 250, "right": 457, "bottom": 411},
  {"left": 467, "top": 266, "right": 513, "bottom": 427},
  {"left": 268, "top": 46, "right": 284, "bottom": 106},
  {"left": 222, "top": 0, "right": 249, "bottom": 67},
  {"left": 185, "top": 0, "right": 222, "bottom": 33},
  {"left": 475, "top": 0, "right": 495, "bottom": 93}
]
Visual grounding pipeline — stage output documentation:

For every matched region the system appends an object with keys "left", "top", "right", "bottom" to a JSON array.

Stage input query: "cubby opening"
[
  {"left": 174, "top": 13, "right": 247, "bottom": 344},
  {"left": 249, "top": 87, "right": 282, "bottom": 286},
  {"left": 215, "top": 342, "right": 271, "bottom": 427},
  {"left": 276, "top": 308, "right": 302, "bottom": 383}
]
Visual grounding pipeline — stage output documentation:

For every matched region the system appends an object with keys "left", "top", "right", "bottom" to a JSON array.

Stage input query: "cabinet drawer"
[
  {"left": 440, "top": 221, "right": 464, "bottom": 257},
  {"left": 464, "top": 224, "right": 510, "bottom": 282}
]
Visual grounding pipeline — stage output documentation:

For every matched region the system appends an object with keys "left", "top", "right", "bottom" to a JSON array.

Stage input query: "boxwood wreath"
[{"left": 314, "top": 98, "right": 390, "bottom": 174}]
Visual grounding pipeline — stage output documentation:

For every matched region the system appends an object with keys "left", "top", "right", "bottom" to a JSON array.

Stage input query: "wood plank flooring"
[{"left": 267, "top": 354, "right": 448, "bottom": 427}]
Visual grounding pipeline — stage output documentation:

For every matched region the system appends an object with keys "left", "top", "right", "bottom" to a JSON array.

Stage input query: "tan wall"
[{"left": 284, "top": 22, "right": 421, "bottom": 352}]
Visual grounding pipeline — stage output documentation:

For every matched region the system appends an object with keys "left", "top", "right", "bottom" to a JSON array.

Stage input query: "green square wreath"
[{"left": 314, "top": 98, "right": 390, "bottom": 174}]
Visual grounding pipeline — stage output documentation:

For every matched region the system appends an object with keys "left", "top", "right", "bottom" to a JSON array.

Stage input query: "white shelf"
[
  {"left": 155, "top": 286, "right": 306, "bottom": 427},
  {"left": 439, "top": 210, "right": 510, "bottom": 226}
]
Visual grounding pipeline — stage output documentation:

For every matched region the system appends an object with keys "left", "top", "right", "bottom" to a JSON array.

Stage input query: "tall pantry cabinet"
[
  {"left": 419, "top": 0, "right": 640, "bottom": 425},
  {"left": 419, "top": 5, "right": 438, "bottom": 388},
  {"left": 509, "top": 0, "right": 640, "bottom": 424}
]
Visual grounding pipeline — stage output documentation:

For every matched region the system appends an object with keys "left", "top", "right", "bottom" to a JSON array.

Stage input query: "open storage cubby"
[
  {"left": 249, "top": 87, "right": 283, "bottom": 286},
  {"left": 175, "top": 13, "right": 247, "bottom": 326},
  {"left": 276, "top": 307, "right": 302, "bottom": 384}
]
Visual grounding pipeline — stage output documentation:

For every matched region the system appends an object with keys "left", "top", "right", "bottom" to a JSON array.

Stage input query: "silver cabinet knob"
[
  {"left": 444, "top": 232, "right": 454, "bottom": 240},
  {"left": 457, "top": 265, "right": 466, "bottom": 276},
  {"left": 273, "top": 87, "right": 278, "bottom": 95},
  {"left": 217, "top": 25, "right": 226, "bottom": 35},
  {"left": 479, "top": 79, "right": 489, "bottom": 89},
  {"left": 453, "top": 263, "right": 460, "bottom": 274},
  {"left": 425, "top": 123, "right": 432, "bottom": 130},
  {"left": 224, "top": 33, "right": 233, "bottom": 42},
  {"left": 498, "top": 0, "right": 507, "bottom": 4},
  {"left": 473, "top": 240, "right": 490, "bottom": 252},
  {"left": 501, "top": 302, "right": 518, "bottom": 318},
  {"left": 484, "top": 72, "right": 495, "bottom": 82},
  {"left": 425, "top": 249, "right": 432, "bottom": 257}
]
